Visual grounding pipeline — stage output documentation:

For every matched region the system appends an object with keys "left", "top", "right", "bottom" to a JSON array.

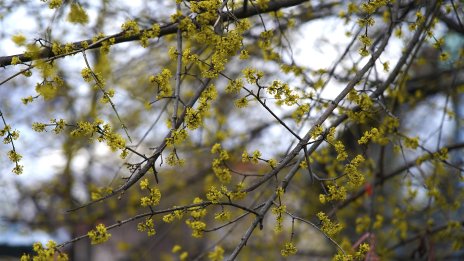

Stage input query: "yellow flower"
[
  {"left": 46, "top": 0, "right": 62, "bottom": 9},
  {"left": 12, "top": 34, "right": 26, "bottom": 46},
  {"left": 311, "top": 125, "right": 324, "bottom": 139},
  {"left": 88, "top": 224, "right": 111, "bottom": 244},
  {"left": 121, "top": 20, "right": 140, "bottom": 36},
  {"left": 140, "top": 187, "right": 161, "bottom": 207},
  {"left": 185, "top": 220, "right": 206, "bottom": 238},
  {"left": 214, "top": 211, "right": 231, "bottom": 221},
  {"left": 137, "top": 218, "right": 156, "bottom": 236},
  {"left": 11, "top": 56, "right": 21, "bottom": 65},
  {"left": 172, "top": 245, "right": 182, "bottom": 253},
  {"left": 208, "top": 246, "right": 225, "bottom": 261},
  {"left": 317, "top": 212, "right": 343, "bottom": 237},
  {"left": 225, "top": 79, "right": 244, "bottom": 94},
  {"left": 67, "top": 3, "right": 89, "bottom": 24},
  {"left": 234, "top": 97, "right": 249, "bottom": 108},
  {"left": 382, "top": 61, "right": 390, "bottom": 72},
  {"left": 140, "top": 179, "right": 149, "bottom": 190},
  {"left": 251, "top": 150, "right": 261, "bottom": 164},
  {"left": 281, "top": 242, "right": 297, "bottom": 256}
]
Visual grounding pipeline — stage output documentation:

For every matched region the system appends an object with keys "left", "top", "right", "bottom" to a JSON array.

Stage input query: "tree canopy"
[{"left": 1, "top": 0, "right": 464, "bottom": 260}]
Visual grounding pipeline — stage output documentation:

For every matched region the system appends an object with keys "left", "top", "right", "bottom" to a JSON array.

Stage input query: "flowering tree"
[{"left": 1, "top": 0, "right": 464, "bottom": 260}]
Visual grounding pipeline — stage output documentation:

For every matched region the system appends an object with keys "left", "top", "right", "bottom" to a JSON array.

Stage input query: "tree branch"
[
  {"left": 67, "top": 78, "right": 211, "bottom": 212},
  {"left": 0, "top": 1, "right": 339, "bottom": 68},
  {"left": 328, "top": 142, "right": 464, "bottom": 217}
]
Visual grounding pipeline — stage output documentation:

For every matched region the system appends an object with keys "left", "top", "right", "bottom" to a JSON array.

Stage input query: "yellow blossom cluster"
[
  {"left": 206, "top": 183, "right": 246, "bottom": 204},
  {"left": 190, "top": 0, "right": 221, "bottom": 26},
  {"left": 166, "top": 149, "right": 185, "bottom": 166},
  {"left": 231, "top": 182, "right": 247, "bottom": 200},
  {"left": 319, "top": 184, "right": 347, "bottom": 204},
  {"left": 185, "top": 85, "right": 217, "bottom": 129},
  {"left": 186, "top": 219, "right": 207, "bottom": 238},
  {"left": 96, "top": 36, "right": 115, "bottom": 54},
  {"left": 172, "top": 245, "right": 189, "bottom": 261},
  {"left": 90, "top": 186, "right": 113, "bottom": 201},
  {"left": 81, "top": 67, "right": 93, "bottom": 82},
  {"left": 267, "top": 80, "right": 299, "bottom": 106},
  {"left": 268, "top": 158, "right": 277, "bottom": 168},
  {"left": 214, "top": 210, "right": 231, "bottom": 221},
  {"left": 311, "top": 125, "right": 324, "bottom": 139},
  {"left": 0, "top": 124, "right": 23, "bottom": 174},
  {"left": 140, "top": 24, "right": 161, "bottom": 47},
  {"left": 66, "top": 119, "right": 128, "bottom": 158},
  {"left": 137, "top": 217, "right": 156, "bottom": 236},
  {"left": 326, "top": 127, "right": 348, "bottom": 161},
  {"left": 403, "top": 136, "right": 419, "bottom": 149},
  {"left": 166, "top": 129, "right": 188, "bottom": 148},
  {"left": 317, "top": 212, "right": 343, "bottom": 237},
  {"left": 234, "top": 96, "right": 249, "bottom": 108},
  {"left": 258, "top": 30, "right": 273, "bottom": 50},
  {"left": 357, "top": 16, "right": 375, "bottom": 28},
  {"left": 271, "top": 204, "right": 286, "bottom": 233},
  {"left": 139, "top": 178, "right": 162, "bottom": 207},
  {"left": 67, "top": 3, "right": 89, "bottom": 24},
  {"left": 339, "top": 2, "right": 359, "bottom": 22},
  {"left": 185, "top": 198, "right": 207, "bottom": 237},
  {"left": 225, "top": 79, "right": 244, "bottom": 94},
  {"left": 162, "top": 208, "right": 184, "bottom": 223},
  {"left": 272, "top": 189, "right": 286, "bottom": 234},
  {"left": 88, "top": 224, "right": 111, "bottom": 245},
  {"left": 260, "top": 30, "right": 280, "bottom": 60},
  {"left": 149, "top": 68, "right": 173, "bottom": 99},
  {"left": 241, "top": 149, "right": 261, "bottom": 164},
  {"left": 358, "top": 127, "right": 389, "bottom": 145},
  {"left": 382, "top": 61, "right": 390, "bottom": 72},
  {"left": 51, "top": 41, "right": 79, "bottom": 56},
  {"left": 35, "top": 76, "right": 63, "bottom": 100},
  {"left": 416, "top": 148, "right": 448, "bottom": 165},
  {"left": 12, "top": 34, "right": 26, "bottom": 46},
  {"left": 292, "top": 103, "right": 310, "bottom": 123},
  {"left": 360, "top": 0, "right": 390, "bottom": 15},
  {"left": 281, "top": 242, "right": 297, "bottom": 257},
  {"left": 0, "top": 125, "right": 18, "bottom": 145},
  {"left": 72, "top": 119, "right": 101, "bottom": 137},
  {"left": 357, "top": 1, "right": 390, "bottom": 56},
  {"left": 344, "top": 155, "right": 365, "bottom": 188},
  {"left": 239, "top": 49, "right": 249, "bottom": 59},
  {"left": 210, "top": 143, "right": 231, "bottom": 183},
  {"left": 32, "top": 118, "right": 66, "bottom": 134},
  {"left": 21, "top": 95, "right": 34, "bottom": 105},
  {"left": 181, "top": 48, "right": 198, "bottom": 64},
  {"left": 41, "top": 0, "right": 62, "bottom": 9},
  {"left": 190, "top": 197, "right": 207, "bottom": 219},
  {"left": 121, "top": 20, "right": 141, "bottom": 37},
  {"left": 20, "top": 241, "right": 68, "bottom": 261},
  {"left": 392, "top": 208, "right": 408, "bottom": 239},
  {"left": 346, "top": 91, "right": 376, "bottom": 123},
  {"left": 256, "top": 0, "right": 270, "bottom": 9},
  {"left": 355, "top": 214, "right": 384, "bottom": 234},
  {"left": 11, "top": 56, "right": 21, "bottom": 65},
  {"left": 281, "top": 63, "right": 304, "bottom": 76},
  {"left": 177, "top": 7, "right": 250, "bottom": 78},
  {"left": 206, "top": 185, "right": 224, "bottom": 203},
  {"left": 208, "top": 246, "right": 225, "bottom": 261},
  {"left": 355, "top": 215, "right": 371, "bottom": 234},
  {"left": 333, "top": 242, "right": 370, "bottom": 261}
]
